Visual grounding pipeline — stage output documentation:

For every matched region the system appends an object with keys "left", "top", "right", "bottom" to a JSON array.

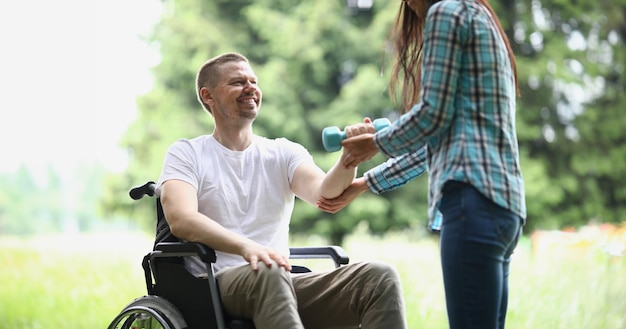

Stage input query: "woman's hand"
[
  {"left": 343, "top": 117, "right": 376, "bottom": 138},
  {"left": 317, "top": 177, "right": 369, "bottom": 213},
  {"left": 341, "top": 134, "right": 379, "bottom": 168},
  {"left": 339, "top": 117, "right": 381, "bottom": 168}
]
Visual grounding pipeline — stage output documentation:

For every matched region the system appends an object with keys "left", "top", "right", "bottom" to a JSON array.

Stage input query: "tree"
[
  {"left": 103, "top": 0, "right": 626, "bottom": 244},
  {"left": 510, "top": 0, "right": 626, "bottom": 231},
  {"left": 102, "top": 0, "right": 422, "bottom": 244}
]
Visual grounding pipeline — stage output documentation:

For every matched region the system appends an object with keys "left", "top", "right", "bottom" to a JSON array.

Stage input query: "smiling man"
[{"left": 155, "top": 52, "right": 408, "bottom": 329}]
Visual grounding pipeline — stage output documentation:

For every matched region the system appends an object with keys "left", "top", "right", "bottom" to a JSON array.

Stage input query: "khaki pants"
[{"left": 216, "top": 261, "right": 407, "bottom": 329}]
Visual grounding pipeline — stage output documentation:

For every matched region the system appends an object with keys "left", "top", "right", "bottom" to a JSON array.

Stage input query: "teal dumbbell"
[{"left": 322, "top": 118, "right": 391, "bottom": 152}]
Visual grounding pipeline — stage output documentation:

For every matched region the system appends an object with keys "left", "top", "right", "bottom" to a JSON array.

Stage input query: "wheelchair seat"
[{"left": 108, "top": 181, "right": 350, "bottom": 329}]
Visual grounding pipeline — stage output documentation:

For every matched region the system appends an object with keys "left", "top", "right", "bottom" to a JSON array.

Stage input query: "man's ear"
[
  {"left": 199, "top": 87, "right": 214, "bottom": 114},
  {"left": 200, "top": 87, "right": 213, "bottom": 104}
]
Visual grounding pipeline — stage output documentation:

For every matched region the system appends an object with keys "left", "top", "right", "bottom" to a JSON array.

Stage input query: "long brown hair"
[{"left": 389, "top": 0, "right": 519, "bottom": 112}]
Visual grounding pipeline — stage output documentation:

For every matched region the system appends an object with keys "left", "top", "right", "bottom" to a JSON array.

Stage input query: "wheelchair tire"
[{"left": 108, "top": 295, "right": 188, "bottom": 329}]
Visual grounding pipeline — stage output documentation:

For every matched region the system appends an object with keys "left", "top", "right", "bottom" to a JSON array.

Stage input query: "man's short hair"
[{"left": 195, "top": 52, "right": 249, "bottom": 113}]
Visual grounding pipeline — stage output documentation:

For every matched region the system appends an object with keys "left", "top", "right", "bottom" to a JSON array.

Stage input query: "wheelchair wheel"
[{"left": 108, "top": 295, "right": 188, "bottom": 329}]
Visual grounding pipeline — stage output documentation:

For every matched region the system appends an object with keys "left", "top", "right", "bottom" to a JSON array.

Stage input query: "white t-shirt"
[{"left": 156, "top": 134, "right": 314, "bottom": 273}]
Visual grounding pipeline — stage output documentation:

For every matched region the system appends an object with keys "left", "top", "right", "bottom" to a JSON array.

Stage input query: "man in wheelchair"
[{"left": 151, "top": 52, "right": 407, "bottom": 329}]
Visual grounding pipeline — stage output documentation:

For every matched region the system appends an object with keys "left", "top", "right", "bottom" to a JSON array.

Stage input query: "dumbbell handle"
[{"left": 322, "top": 118, "right": 391, "bottom": 152}]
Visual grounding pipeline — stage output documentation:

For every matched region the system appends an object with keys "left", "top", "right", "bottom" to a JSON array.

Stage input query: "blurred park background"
[{"left": 1, "top": 0, "right": 625, "bottom": 328}]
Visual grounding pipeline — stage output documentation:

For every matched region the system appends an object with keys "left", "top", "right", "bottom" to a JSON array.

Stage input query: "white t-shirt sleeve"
[
  {"left": 156, "top": 138, "right": 201, "bottom": 193},
  {"left": 277, "top": 137, "right": 315, "bottom": 186}
]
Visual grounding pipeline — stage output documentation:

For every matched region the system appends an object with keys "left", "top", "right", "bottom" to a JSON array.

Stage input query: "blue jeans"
[{"left": 438, "top": 181, "right": 523, "bottom": 329}]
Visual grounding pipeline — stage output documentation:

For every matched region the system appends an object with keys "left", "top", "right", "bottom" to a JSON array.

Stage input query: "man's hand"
[
  {"left": 317, "top": 177, "right": 369, "bottom": 213},
  {"left": 240, "top": 240, "right": 292, "bottom": 272}
]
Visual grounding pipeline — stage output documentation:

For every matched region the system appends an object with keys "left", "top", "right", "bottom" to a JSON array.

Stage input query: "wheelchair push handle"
[
  {"left": 321, "top": 118, "right": 391, "bottom": 152},
  {"left": 129, "top": 181, "right": 156, "bottom": 200}
]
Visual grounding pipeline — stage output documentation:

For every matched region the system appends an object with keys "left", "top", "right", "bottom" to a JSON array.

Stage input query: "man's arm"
[
  {"left": 160, "top": 179, "right": 291, "bottom": 271},
  {"left": 290, "top": 150, "right": 357, "bottom": 206},
  {"left": 292, "top": 117, "right": 376, "bottom": 205}
]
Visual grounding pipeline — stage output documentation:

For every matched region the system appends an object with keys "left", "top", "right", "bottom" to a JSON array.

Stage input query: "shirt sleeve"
[
  {"left": 156, "top": 139, "right": 200, "bottom": 193},
  {"left": 276, "top": 137, "right": 315, "bottom": 185},
  {"left": 364, "top": 146, "right": 428, "bottom": 194},
  {"left": 374, "top": 2, "right": 468, "bottom": 158}
]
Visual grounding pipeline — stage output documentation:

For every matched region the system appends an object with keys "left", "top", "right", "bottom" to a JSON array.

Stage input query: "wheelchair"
[{"left": 108, "top": 181, "right": 351, "bottom": 329}]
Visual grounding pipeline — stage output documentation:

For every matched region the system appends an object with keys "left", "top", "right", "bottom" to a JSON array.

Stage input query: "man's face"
[{"left": 206, "top": 61, "right": 262, "bottom": 121}]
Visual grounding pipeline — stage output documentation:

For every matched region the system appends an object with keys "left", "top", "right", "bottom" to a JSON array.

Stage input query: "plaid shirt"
[{"left": 366, "top": 0, "right": 526, "bottom": 231}]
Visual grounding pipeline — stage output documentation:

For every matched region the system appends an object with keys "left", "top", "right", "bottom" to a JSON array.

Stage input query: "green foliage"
[
  {"left": 511, "top": 0, "right": 626, "bottom": 229},
  {"left": 101, "top": 0, "right": 626, "bottom": 244}
]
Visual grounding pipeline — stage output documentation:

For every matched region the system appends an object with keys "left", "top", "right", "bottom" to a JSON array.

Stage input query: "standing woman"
[{"left": 339, "top": 1, "right": 527, "bottom": 328}]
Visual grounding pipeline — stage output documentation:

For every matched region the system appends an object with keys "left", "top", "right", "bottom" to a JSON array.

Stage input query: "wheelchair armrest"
[
  {"left": 154, "top": 241, "right": 217, "bottom": 264},
  {"left": 289, "top": 246, "right": 349, "bottom": 267},
  {"left": 152, "top": 242, "right": 348, "bottom": 267}
]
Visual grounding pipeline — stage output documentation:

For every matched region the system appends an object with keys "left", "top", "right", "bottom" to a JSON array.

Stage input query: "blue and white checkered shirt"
[{"left": 365, "top": 0, "right": 526, "bottom": 231}]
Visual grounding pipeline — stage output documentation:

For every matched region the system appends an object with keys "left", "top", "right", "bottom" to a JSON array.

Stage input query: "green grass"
[
  {"left": 0, "top": 233, "right": 150, "bottom": 329},
  {"left": 1, "top": 231, "right": 624, "bottom": 329},
  {"left": 339, "top": 232, "right": 626, "bottom": 329}
]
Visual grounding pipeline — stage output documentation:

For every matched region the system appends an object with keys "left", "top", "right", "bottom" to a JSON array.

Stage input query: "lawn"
[{"left": 0, "top": 228, "right": 624, "bottom": 329}]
